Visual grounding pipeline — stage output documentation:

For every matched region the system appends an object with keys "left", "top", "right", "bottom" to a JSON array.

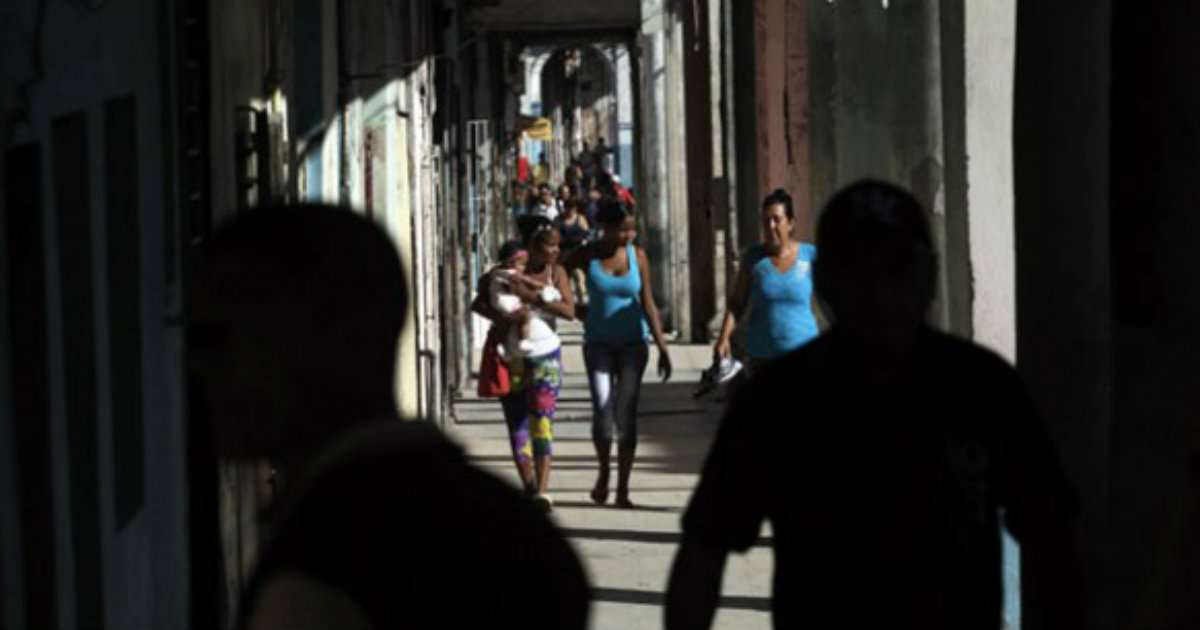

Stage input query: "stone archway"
[{"left": 539, "top": 45, "right": 618, "bottom": 183}]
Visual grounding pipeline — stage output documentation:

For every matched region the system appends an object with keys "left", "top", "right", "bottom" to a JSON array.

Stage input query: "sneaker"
[
  {"left": 693, "top": 357, "right": 744, "bottom": 398},
  {"left": 534, "top": 493, "right": 554, "bottom": 513},
  {"left": 715, "top": 357, "right": 743, "bottom": 384}
]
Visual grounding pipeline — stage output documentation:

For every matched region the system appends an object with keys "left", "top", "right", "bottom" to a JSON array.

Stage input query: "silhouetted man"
[
  {"left": 189, "top": 205, "right": 589, "bottom": 629},
  {"left": 665, "top": 180, "right": 1080, "bottom": 629}
]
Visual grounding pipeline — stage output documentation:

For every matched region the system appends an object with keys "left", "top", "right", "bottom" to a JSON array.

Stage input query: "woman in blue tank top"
[
  {"left": 714, "top": 189, "right": 819, "bottom": 370},
  {"left": 565, "top": 198, "right": 672, "bottom": 509}
]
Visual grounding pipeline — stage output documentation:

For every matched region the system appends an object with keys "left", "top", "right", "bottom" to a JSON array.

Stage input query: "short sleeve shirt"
[{"left": 682, "top": 328, "right": 1074, "bottom": 628}]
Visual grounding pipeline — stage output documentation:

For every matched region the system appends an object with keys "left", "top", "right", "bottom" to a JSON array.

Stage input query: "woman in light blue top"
[
  {"left": 565, "top": 198, "right": 672, "bottom": 509},
  {"left": 714, "top": 188, "right": 819, "bottom": 369}
]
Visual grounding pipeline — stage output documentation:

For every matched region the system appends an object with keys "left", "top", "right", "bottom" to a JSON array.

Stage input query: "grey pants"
[{"left": 583, "top": 342, "right": 650, "bottom": 451}]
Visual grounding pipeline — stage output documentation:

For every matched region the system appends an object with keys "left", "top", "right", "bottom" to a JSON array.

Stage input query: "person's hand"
[
  {"left": 658, "top": 346, "right": 673, "bottom": 382},
  {"left": 714, "top": 337, "right": 731, "bottom": 359}
]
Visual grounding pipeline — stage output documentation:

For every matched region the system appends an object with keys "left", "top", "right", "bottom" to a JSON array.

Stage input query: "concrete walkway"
[{"left": 448, "top": 322, "right": 772, "bottom": 630}]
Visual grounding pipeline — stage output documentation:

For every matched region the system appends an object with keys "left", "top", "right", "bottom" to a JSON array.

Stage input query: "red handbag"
[{"left": 477, "top": 326, "right": 511, "bottom": 397}]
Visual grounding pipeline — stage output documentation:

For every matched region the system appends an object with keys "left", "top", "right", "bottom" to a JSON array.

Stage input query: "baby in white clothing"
[{"left": 490, "top": 242, "right": 560, "bottom": 357}]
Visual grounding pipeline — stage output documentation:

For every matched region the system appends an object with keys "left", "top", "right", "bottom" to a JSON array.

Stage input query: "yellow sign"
[{"left": 525, "top": 117, "right": 553, "bottom": 140}]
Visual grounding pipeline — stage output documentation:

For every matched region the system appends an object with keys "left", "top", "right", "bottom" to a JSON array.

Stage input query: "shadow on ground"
[{"left": 592, "top": 587, "right": 771, "bottom": 611}]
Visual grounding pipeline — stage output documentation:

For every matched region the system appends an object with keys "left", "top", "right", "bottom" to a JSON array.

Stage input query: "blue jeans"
[{"left": 583, "top": 342, "right": 649, "bottom": 452}]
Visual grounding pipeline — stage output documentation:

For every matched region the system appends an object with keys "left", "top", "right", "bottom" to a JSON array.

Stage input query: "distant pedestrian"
[
  {"left": 594, "top": 136, "right": 613, "bottom": 172},
  {"left": 611, "top": 173, "right": 636, "bottom": 209},
  {"left": 557, "top": 196, "right": 592, "bottom": 254},
  {"left": 531, "top": 183, "right": 561, "bottom": 221},
  {"left": 713, "top": 189, "right": 818, "bottom": 375},
  {"left": 666, "top": 180, "right": 1081, "bottom": 630},
  {"left": 579, "top": 141, "right": 596, "bottom": 176},
  {"left": 586, "top": 185, "right": 603, "bottom": 225},
  {"left": 557, "top": 196, "right": 592, "bottom": 303},
  {"left": 532, "top": 152, "right": 550, "bottom": 186},
  {"left": 510, "top": 182, "right": 530, "bottom": 222},
  {"left": 565, "top": 160, "right": 585, "bottom": 191},
  {"left": 565, "top": 199, "right": 672, "bottom": 509},
  {"left": 191, "top": 204, "right": 589, "bottom": 629},
  {"left": 558, "top": 183, "right": 575, "bottom": 205}
]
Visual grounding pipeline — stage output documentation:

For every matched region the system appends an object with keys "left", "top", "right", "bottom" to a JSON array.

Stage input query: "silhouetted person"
[
  {"left": 594, "top": 136, "right": 612, "bottom": 171},
  {"left": 189, "top": 205, "right": 588, "bottom": 629},
  {"left": 665, "top": 180, "right": 1080, "bottom": 629}
]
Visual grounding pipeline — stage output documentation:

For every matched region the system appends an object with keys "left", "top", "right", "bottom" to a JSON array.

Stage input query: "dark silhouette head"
[
  {"left": 595, "top": 170, "right": 615, "bottom": 194},
  {"left": 189, "top": 204, "right": 407, "bottom": 461},
  {"left": 563, "top": 195, "right": 586, "bottom": 215},
  {"left": 814, "top": 180, "right": 936, "bottom": 331}
]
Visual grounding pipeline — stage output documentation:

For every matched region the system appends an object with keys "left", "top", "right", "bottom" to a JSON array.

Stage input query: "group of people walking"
[
  {"left": 475, "top": 178, "right": 823, "bottom": 512},
  {"left": 474, "top": 192, "right": 671, "bottom": 511},
  {"left": 192, "top": 178, "right": 1078, "bottom": 629}
]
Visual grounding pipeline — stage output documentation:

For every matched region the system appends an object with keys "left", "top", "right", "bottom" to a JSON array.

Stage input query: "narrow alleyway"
[{"left": 448, "top": 321, "right": 773, "bottom": 629}]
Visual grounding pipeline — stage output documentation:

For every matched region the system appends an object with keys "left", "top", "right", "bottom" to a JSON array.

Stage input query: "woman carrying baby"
[{"left": 500, "top": 218, "right": 575, "bottom": 511}]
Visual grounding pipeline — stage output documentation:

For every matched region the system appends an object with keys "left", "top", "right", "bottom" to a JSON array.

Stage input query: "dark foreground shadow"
[{"left": 592, "top": 587, "right": 771, "bottom": 611}]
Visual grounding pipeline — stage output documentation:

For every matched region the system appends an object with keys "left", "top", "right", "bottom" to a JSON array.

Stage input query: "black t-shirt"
[
  {"left": 683, "top": 327, "right": 1073, "bottom": 629},
  {"left": 239, "top": 421, "right": 589, "bottom": 629}
]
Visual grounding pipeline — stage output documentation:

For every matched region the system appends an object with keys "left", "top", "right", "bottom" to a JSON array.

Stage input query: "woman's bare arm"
[
  {"left": 636, "top": 247, "right": 672, "bottom": 381},
  {"left": 714, "top": 258, "right": 752, "bottom": 357}
]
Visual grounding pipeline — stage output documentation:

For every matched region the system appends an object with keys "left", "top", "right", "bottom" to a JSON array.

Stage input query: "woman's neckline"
[
  {"left": 527, "top": 261, "right": 554, "bottom": 278},
  {"left": 762, "top": 241, "right": 801, "bottom": 274},
  {"left": 594, "top": 243, "right": 633, "bottom": 278}
]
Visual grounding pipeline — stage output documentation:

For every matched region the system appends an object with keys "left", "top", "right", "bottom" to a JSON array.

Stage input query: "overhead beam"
[
  {"left": 468, "top": 0, "right": 639, "bottom": 31},
  {"left": 487, "top": 27, "right": 638, "bottom": 48}
]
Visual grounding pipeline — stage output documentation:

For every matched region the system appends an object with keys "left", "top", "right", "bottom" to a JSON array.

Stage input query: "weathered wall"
[
  {"left": 209, "top": 0, "right": 294, "bottom": 220},
  {"left": 750, "top": 0, "right": 811, "bottom": 237},
  {"left": 683, "top": 0, "right": 715, "bottom": 340},
  {"left": 1, "top": 1, "right": 189, "bottom": 628},
  {"left": 964, "top": 0, "right": 1016, "bottom": 361},
  {"left": 805, "top": 0, "right": 836, "bottom": 230},
  {"left": 804, "top": 0, "right": 972, "bottom": 336},
  {"left": 639, "top": 0, "right": 675, "bottom": 326},
  {"left": 664, "top": 0, "right": 691, "bottom": 339}
]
